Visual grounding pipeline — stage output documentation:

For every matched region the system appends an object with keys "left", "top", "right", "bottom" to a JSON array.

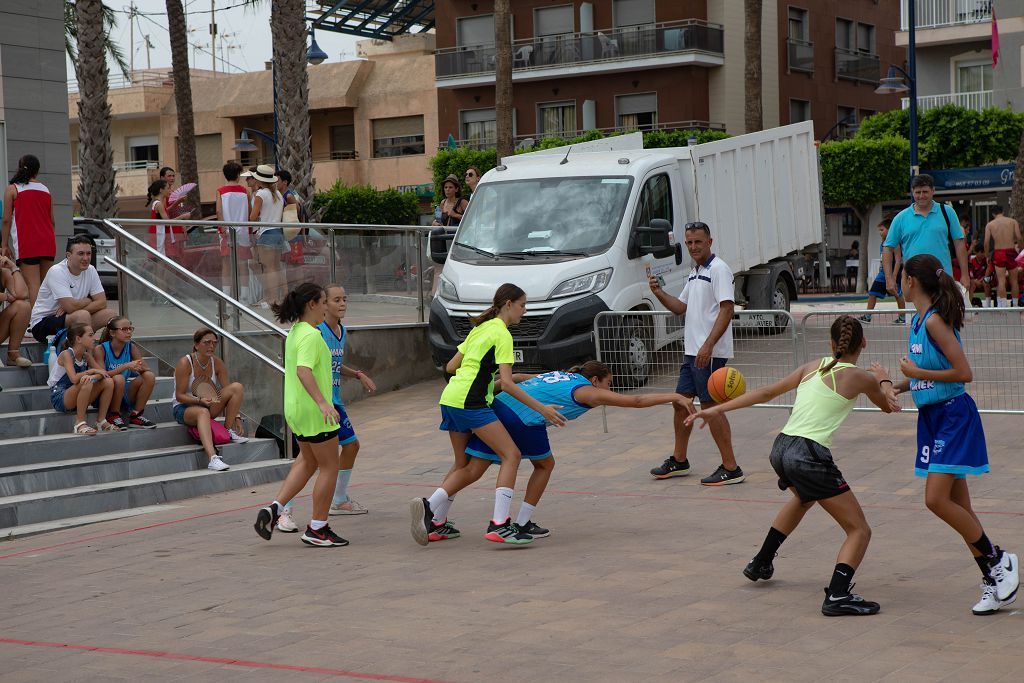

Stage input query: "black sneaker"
[
  {"left": 300, "top": 524, "right": 349, "bottom": 547},
  {"left": 484, "top": 518, "right": 533, "bottom": 545},
  {"left": 651, "top": 457, "right": 691, "bottom": 479},
  {"left": 428, "top": 519, "right": 460, "bottom": 542},
  {"left": 520, "top": 520, "right": 550, "bottom": 538},
  {"left": 409, "top": 497, "right": 432, "bottom": 546},
  {"left": 254, "top": 504, "right": 280, "bottom": 541},
  {"left": 700, "top": 464, "right": 745, "bottom": 486},
  {"left": 743, "top": 556, "right": 774, "bottom": 582},
  {"left": 821, "top": 585, "right": 881, "bottom": 616}
]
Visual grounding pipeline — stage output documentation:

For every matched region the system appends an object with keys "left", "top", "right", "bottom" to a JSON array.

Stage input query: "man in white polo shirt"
[
  {"left": 648, "top": 221, "right": 743, "bottom": 485},
  {"left": 29, "top": 235, "right": 118, "bottom": 343}
]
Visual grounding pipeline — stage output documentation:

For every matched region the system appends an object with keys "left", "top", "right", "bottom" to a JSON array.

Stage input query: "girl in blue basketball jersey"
[
  {"left": 427, "top": 361, "right": 690, "bottom": 540},
  {"left": 896, "top": 253, "right": 1019, "bottom": 615},
  {"left": 276, "top": 285, "right": 376, "bottom": 533}
]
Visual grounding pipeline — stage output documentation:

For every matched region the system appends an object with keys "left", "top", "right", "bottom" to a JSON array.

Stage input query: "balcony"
[
  {"left": 435, "top": 19, "right": 724, "bottom": 87},
  {"left": 834, "top": 48, "right": 880, "bottom": 84},
  {"left": 71, "top": 160, "right": 160, "bottom": 198},
  {"left": 901, "top": 90, "right": 993, "bottom": 112},
  {"left": 787, "top": 38, "right": 814, "bottom": 74},
  {"left": 438, "top": 120, "right": 727, "bottom": 151},
  {"left": 902, "top": 0, "right": 992, "bottom": 30}
]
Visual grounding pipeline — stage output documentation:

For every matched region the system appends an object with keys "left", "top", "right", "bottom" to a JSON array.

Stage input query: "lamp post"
[{"left": 875, "top": 0, "right": 918, "bottom": 179}]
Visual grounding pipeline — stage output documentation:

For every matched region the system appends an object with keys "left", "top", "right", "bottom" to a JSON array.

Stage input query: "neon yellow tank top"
[{"left": 780, "top": 357, "right": 857, "bottom": 448}]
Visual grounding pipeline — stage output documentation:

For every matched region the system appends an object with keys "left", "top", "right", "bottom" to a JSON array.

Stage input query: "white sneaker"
[
  {"left": 973, "top": 580, "right": 1002, "bottom": 615},
  {"left": 990, "top": 550, "right": 1019, "bottom": 602},
  {"left": 228, "top": 429, "right": 249, "bottom": 444},
  {"left": 207, "top": 455, "right": 230, "bottom": 471},
  {"left": 276, "top": 507, "right": 299, "bottom": 533},
  {"left": 329, "top": 500, "right": 368, "bottom": 516}
]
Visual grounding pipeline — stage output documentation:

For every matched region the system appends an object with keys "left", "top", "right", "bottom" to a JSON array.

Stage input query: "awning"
[
  {"left": 925, "top": 164, "right": 1015, "bottom": 193},
  {"left": 309, "top": 1, "right": 435, "bottom": 40}
]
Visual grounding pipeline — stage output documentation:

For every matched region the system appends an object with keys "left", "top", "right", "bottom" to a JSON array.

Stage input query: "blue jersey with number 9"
[{"left": 493, "top": 371, "right": 593, "bottom": 426}]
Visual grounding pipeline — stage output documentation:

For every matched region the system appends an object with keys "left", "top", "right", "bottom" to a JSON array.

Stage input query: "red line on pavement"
[{"left": 0, "top": 638, "right": 454, "bottom": 683}]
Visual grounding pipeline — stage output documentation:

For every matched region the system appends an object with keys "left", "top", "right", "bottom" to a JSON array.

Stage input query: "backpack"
[{"left": 43, "top": 327, "right": 69, "bottom": 373}]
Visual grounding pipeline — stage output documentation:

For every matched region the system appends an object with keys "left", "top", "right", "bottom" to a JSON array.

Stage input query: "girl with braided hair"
[
  {"left": 686, "top": 315, "right": 900, "bottom": 616},
  {"left": 895, "top": 254, "right": 1019, "bottom": 615}
]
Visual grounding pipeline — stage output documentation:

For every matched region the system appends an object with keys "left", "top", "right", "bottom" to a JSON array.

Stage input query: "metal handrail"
[
  {"left": 103, "top": 256, "right": 285, "bottom": 375},
  {"left": 109, "top": 218, "right": 434, "bottom": 235},
  {"left": 82, "top": 217, "right": 290, "bottom": 338}
]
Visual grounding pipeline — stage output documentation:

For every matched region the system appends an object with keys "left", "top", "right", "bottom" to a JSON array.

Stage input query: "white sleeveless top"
[{"left": 172, "top": 353, "right": 222, "bottom": 408}]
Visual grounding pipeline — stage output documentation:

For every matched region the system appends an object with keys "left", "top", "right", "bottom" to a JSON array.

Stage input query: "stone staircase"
[{"left": 0, "top": 342, "right": 290, "bottom": 538}]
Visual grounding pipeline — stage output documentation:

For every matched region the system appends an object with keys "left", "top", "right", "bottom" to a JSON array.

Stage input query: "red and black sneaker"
[
  {"left": 428, "top": 519, "right": 461, "bottom": 542},
  {"left": 128, "top": 412, "right": 157, "bottom": 429},
  {"left": 254, "top": 504, "right": 281, "bottom": 541},
  {"left": 301, "top": 524, "right": 349, "bottom": 547},
  {"left": 106, "top": 414, "right": 128, "bottom": 431}
]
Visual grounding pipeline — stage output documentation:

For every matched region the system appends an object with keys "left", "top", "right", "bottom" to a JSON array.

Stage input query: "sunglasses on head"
[{"left": 685, "top": 222, "right": 709, "bottom": 231}]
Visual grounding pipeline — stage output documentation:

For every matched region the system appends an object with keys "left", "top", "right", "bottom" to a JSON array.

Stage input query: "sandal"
[
  {"left": 97, "top": 420, "right": 120, "bottom": 433},
  {"left": 74, "top": 421, "right": 97, "bottom": 436},
  {"left": 7, "top": 353, "right": 32, "bottom": 368}
]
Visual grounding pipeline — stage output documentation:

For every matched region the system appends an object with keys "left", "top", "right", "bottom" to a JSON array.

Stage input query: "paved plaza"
[{"left": 1, "top": 379, "right": 1022, "bottom": 682}]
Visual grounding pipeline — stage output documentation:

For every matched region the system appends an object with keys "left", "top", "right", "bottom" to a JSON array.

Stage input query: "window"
[
  {"left": 534, "top": 5, "right": 574, "bottom": 36},
  {"left": 616, "top": 93, "right": 658, "bottom": 131},
  {"left": 195, "top": 134, "right": 222, "bottom": 171},
  {"left": 456, "top": 14, "right": 495, "bottom": 47},
  {"left": 835, "top": 18, "right": 853, "bottom": 50},
  {"left": 126, "top": 135, "right": 159, "bottom": 168},
  {"left": 788, "top": 7, "right": 809, "bottom": 41},
  {"left": 372, "top": 116, "right": 425, "bottom": 158},
  {"left": 613, "top": 0, "right": 655, "bottom": 28},
  {"left": 836, "top": 106, "right": 856, "bottom": 139},
  {"left": 460, "top": 108, "right": 497, "bottom": 148},
  {"left": 633, "top": 174, "right": 673, "bottom": 229},
  {"left": 537, "top": 101, "right": 576, "bottom": 137},
  {"left": 856, "top": 23, "right": 875, "bottom": 54},
  {"left": 789, "top": 99, "right": 811, "bottom": 124},
  {"left": 958, "top": 61, "right": 993, "bottom": 92},
  {"left": 330, "top": 125, "right": 356, "bottom": 159}
]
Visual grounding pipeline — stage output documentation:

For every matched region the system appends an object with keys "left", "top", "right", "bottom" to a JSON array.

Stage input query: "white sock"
[
  {"left": 433, "top": 495, "right": 455, "bottom": 523},
  {"left": 516, "top": 502, "right": 536, "bottom": 527},
  {"left": 982, "top": 299, "right": 991, "bottom": 308},
  {"left": 493, "top": 487, "right": 514, "bottom": 524},
  {"left": 310, "top": 519, "right": 327, "bottom": 531},
  {"left": 998, "top": 299, "right": 1009, "bottom": 308},
  {"left": 427, "top": 488, "right": 449, "bottom": 514}
]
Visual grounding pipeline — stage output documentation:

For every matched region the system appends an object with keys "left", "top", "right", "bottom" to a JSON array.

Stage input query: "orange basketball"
[{"left": 707, "top": 367, "right": 746, "bottom": 403}]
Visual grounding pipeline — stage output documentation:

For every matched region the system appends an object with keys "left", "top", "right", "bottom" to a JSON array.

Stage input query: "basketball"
[{"left": 707, "top": 367, "right": 745, "bottom": 403}]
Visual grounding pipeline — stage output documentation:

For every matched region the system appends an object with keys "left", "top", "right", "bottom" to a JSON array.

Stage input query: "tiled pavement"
[{"left": 1, "top": 379, "right": 1022, "bottom": 682}]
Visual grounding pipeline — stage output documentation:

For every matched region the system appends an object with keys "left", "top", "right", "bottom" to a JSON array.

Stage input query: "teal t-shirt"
[{"left": 884, "top": 201, "right": 963, "bottom": 273}]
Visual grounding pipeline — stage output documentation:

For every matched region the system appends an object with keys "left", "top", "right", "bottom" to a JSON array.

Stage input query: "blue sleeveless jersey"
[
  {"left": 101, "top": 340, "right": 136, "bottom": 378},
  {"left": 908, "top": 309, "right": 964, "bottom": 408},
  {"left": 493, "top": 371, "right": 592, "bottom": 426},
  {"left": 317, "top": 321, "right": 346, "bottom": 406}
]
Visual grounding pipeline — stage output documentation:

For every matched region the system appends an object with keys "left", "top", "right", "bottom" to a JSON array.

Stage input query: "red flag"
[{"left": 992, "top": 8, "right": 1000, "bottom": 68}]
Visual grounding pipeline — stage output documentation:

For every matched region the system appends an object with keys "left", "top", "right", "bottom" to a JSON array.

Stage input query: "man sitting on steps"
[{"left": 29, "top": 235, "right": 117, "bottom": 345}]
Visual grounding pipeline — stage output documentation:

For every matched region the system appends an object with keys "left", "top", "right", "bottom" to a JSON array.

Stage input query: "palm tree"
[
  {"left": 744, "top": 0, "right": 763, "bottom": 133},
  {"left": 74, "top": 0, "right": 117, "bottom": 217},
  {"left": 270, "top": 0, "right": 315, "bottom": 200},
  {"left": 64, "top": 1, "right": 130, "bottom": 81},
  {"left": 1012, "top": 130, "right": 1024, "bottom": 227},
  {"left": 166, "top": 0, "right": 200, "bottom": 210},
  {"left": 495, "top": 0, "right": 513, "bottom": 161}
]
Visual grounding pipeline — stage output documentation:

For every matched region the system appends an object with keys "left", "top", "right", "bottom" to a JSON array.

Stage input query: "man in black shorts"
[{"left": 29, "top": 235, "right": 117, "bottom": 343}]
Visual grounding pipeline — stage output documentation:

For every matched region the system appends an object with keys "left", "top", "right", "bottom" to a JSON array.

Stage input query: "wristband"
[{"left": 879, "top": 379, "right": 893, "bottom": 387}]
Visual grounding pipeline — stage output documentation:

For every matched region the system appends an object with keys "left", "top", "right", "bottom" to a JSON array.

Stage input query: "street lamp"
[
  {"left": 307, "top": 28, "right": 328, "bottom": 65},
  {"left": 875, "top": 0, "right": 918, "bottom": 179}
]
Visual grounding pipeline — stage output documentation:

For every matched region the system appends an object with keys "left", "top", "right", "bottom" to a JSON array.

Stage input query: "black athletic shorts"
[
  {"left": 31, "top": 313, "right": 66, "bottom": 344},
  {"left": 769, "top": 433, "right": 850, "bottom": 503},
  {"left": 294, "top": 429, "right": 339, "bottom": 444}
]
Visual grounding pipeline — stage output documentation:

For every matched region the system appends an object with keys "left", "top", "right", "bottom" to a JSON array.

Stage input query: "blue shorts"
[
  {"left": 173, "top": 403, "right": 188, "bottom": 425},
  {"left": 915, "top": 393, "right": 988, "bottom": 478},
  {"left": 256, "top": 229, "right": 285, "bottom": 248},
  {"left": 676, "top": 355, "right": 728, "bottom": 403},
  {"left": 868, "top": 268, "right": 903, "bottom": 298},
  {"left": 439, "top": 404, "right": 497, "bottom": 433},
  {"left": 335, "top": 403, "right": 357, "bottom": 445},
  {"left": 466, "top": 400, "right": 551, "bottom": 463},
  {"left": 50, "top": 385, "right": 72, "bottom": 413}
]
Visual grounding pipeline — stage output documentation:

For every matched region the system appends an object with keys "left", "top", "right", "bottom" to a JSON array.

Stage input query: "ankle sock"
[
  {"left": 332, "top": 468, "right": 352, "bottom": 506},
  {"left": 755, "top": 527, "right": 787, "bottom": 564},
  {"left": 493, "top": 487, "right": 514, "bottom": 524},
  {"left": 433, "top": 495, "right": 455, "bottom": 524},
  {"left": 310, "top": 519, "right": 327, "bottom": 531},
  {"left": 975, "top": 554, "right": 993, "bottom": 580},
  {"left": 427, "top": 488, "right": 449, "bottom": 515},
  {"left": 827, "top": 563, "right": 856, "bottom": 597},
  {"left": 972, "top": 532, "right": 998, "bottom": 563},
  {"left": 516, "top": 502, "right": 536, "bottom": 527}
]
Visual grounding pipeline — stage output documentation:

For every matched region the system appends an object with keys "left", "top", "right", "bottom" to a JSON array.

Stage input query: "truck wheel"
[
  {"left": 611, "top": 316, "right": 651, "bottom": 389},
  {"left": 769, "top": 277, "right": 791, "bottom": 334}
]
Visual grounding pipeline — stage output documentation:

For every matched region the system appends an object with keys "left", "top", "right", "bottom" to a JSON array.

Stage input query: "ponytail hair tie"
[{"left": 935, "top": 268, "right": 944, "bottom": 278}]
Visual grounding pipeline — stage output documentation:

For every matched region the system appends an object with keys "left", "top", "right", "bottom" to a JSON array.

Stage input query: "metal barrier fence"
[{"left": 594, "top": 308, "right": 1024, "bottom": 416}]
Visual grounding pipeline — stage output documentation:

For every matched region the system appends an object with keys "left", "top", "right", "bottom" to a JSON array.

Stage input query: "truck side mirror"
[
  {"left": 629, "top": 218, "right": 674, "bottom": 259},
  {"left": 430, "top": 227, "right": 456, "bottom": 265}
]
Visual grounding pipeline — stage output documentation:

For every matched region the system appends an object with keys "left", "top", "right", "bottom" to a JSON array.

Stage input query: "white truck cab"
[{"left": 429, "top": 122, "right": 823, "bottom": 385}]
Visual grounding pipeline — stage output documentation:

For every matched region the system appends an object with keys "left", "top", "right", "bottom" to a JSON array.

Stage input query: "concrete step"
[
  {"left": 0, "top": 376, "right": 174, "bottom": 412},
  {"left": 0, "top": 438, "right": 279, "bottom": 497},
  {"left": 0, "top": 505, "right": 179, "bottom": 540},
  {"left": 1, "top": 342, "right": 44, "bottom": 363},
  {"left": 0, "top": 459, "right": 291, "bottom": 528},
  {"left": 0, "top": 423, "right": 198, "bottom": 468},
  {"left": 0, "top": 398, "right": 176, "bottom": 439},
  {"left": 0, "top": 357, "right": 160, "bottom": 389}
]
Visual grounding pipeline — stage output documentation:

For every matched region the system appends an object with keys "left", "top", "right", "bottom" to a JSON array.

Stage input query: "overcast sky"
[{"left": 68, "top": 0, "right": 363, "bottom": 83}]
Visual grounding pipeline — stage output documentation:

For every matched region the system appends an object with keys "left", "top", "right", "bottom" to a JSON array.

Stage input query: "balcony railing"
[
  {"left": 71, "top": 160, "right": 159, "bottom": 174},
  {"left": 835, "top": 48, "right": 880, "bottom": 84},
  {"left": 902, "top": 90, "right": 993, "bottom": 112},
  {"left": 787, "top": 38, "right": 814, "bottom": 74},
  {"left": 438, "top": 120, "right": 727, "bottom": 151},
  {"left": 902, "top": 0, "right": 993, "bottom": 30},
  {"left": 435, "top": 19, "right": 724, "bottom": 80}
]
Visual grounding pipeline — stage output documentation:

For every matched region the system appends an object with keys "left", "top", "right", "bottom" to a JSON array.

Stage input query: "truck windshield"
[{"left": 452, "top": 176, "right": 632, "bottom": 260}]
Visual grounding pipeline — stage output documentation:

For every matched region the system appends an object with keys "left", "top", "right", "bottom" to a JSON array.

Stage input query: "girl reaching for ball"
[{"left": 686, "top": 315, "right": 900, "bottom": 617}]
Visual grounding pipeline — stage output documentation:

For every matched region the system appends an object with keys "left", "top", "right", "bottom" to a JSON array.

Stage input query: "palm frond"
[{"left": 65, "top": 0, "right": 130, "bottom": 81}]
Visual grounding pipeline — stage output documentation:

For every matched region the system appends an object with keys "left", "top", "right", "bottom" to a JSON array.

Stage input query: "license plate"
[
  {"left": 303, "top": 255, "right": 326, "bottom": 265},
  {"left": 734, "top": 313, "right": 776, "bottom": 327},
  {"left": 513, "top": 349, "right": 523, "bottom": 363}
]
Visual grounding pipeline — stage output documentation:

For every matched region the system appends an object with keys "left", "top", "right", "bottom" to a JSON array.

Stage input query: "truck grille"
[{"left": 451, "top": 315, "right": 551, "bottom": 341}]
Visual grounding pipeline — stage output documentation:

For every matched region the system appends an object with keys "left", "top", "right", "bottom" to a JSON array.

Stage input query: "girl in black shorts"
[{"left": 687, "top": 316, "right": 900, "bottom": 616}]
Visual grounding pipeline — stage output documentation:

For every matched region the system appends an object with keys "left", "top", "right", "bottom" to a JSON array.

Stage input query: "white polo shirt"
[
  {"left": 30, "top": 258, "right": 105, "bottom": 328},
  {"left": 678, "top": 254, "right": 734, "bottom": 359}
]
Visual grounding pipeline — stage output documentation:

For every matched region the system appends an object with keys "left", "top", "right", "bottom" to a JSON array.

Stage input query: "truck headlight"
[
  {"left": 439, "top": 276, "right": 460, "bottom": 302},
  {"left": 549, "top": 268, "right": 612, "bottom": 299}
]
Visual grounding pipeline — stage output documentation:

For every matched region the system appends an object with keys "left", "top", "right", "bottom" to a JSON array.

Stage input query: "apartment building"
[
  {"left": 68, "top": 33, "right": 438, "bottom": 217},
  {"left": 433, "top": 1, "right": 902, "bottom": 147}
]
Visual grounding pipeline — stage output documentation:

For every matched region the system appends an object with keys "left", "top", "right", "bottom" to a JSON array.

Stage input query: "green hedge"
[{"left": 310, "top": 181, "right": 420, "bottom": 225}]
